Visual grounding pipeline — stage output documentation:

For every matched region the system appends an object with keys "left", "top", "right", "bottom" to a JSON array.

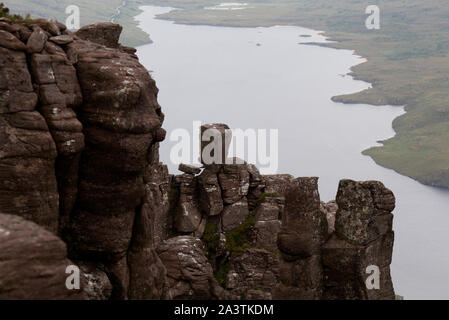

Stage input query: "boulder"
[
  {"left": 157, "top": 236, "right": 222, "bottom": 299},
  {"left": 26, "top": 26, "right": 47, "bottom": 53},
  {"left": 179, "top": 163, "right": 201, "bottom": 174},
  {"left": 222, "top": 198, "right": 249, "bottom": 232},
  {"left": 50, "top": 34, "right": 74, "bottom": 45},
  {"left": 75, "top": 23, "right": 122, "bottom": 48},
  {"left": 0, "top": 29, "right": 26, "bottom": 51},
  {"left": 0, "top": 214, "right": 84, "bottom": 299}
]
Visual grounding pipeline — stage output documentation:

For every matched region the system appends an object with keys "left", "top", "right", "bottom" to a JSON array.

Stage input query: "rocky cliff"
[{"left": 0, "top": 18, "right": 396, "bottom": 300}]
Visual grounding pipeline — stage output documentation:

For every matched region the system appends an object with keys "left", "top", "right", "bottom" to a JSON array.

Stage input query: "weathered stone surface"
[
  {"left": 143, "top": 163, "right": 171, "bottom": 246},
  {"left": 218, "top": 163, "right": 250, "bottom": 205},
  {"left": 0, "top": 42, "right": 59, "bottom": 232},
  {"left": 104, "top": 256, "right": 129, "bottom": 300},
  {"left": 127, "top": 204, "right": 168, "bottom": 300},
  {"left": 277, "top": 177, "right": 327, "bottom": 259},
  {"left": 254, "top": 220, "right": 281, "bottom": 252},
  {"left": 222, "top": 198, "right": 249, "bottom": 232},
  {"left": 322, "top": 234, "right": 395, "bottom": 300},
  {"left": 225, "top": 248, "right": 280, "bottom": 299},
  {"left": 363, "top": 181, "right": 396, "bottom": 213},
  {"left": 253, "top": 196, "right": 284, "bottom": 251},
  {"left": 50, "top": 34, "right": 74, "bottom": 45},
  {"left": 197, "top": 168, "right": 223, "bottom": 216},
  {"left": 0, "top": 214, "right": 84, "bottom": 300},
  {"left": 179, "top": 163, "right": 201, "bottom": 174},
  {"left": 77, "top": 262, "right": 113, "bottom": 300},
  {"left": 75, "top": 23, "right": 122, "bottom": 48},
  {"left": 254, "top": 196, "right": 283, "bottom": 221},
  {"left": 263, "top": 174, "right": 294, "bottom": 196},
  {"left": 28, "top": 45, "right": 84, "bottom": 235},
  {"left": 247, "top": 163, "right": 264, "bottom": 187},
  {"left": 335, "top": 179, "right": 395, "bottom": 246},
  {"left": 26, "top": 26, "right": 47, "bottom": 53},
  {"left": 273, "top": 255, "right": 323, "bottom": 300},
  {"left": 68, "top": 210, "right": 136, "bottom": 259},
  {"left": 335, "top": 179, "right": 375, "bottom": 245},
  {"left": 157, "top": 236, "right": 222, "bottom": 299},
  {"left": 0, "top": 29, "right": 26, "bottom": 51},
  {"left": 173, "top": 174, "right": 202, "bottom": 232},
  {"left": 0, "top": 47, "right": 37, "bottom": 113},
  {"left": 193, "top": 216, "right": 207, "bottom": 238},
  {"left": 66, "top": 35, "right": 164, "bottom": 270},
  {"left": 320, "top": 200, "right": 338, "bottom": 235},
  {"left": 247, "top": 185, "right": 264, "bottom": 210}
]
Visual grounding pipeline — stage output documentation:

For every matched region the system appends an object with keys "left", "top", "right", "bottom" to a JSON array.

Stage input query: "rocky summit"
[{"left": 0, "top": 19, "right": 396, "bottom": 300}]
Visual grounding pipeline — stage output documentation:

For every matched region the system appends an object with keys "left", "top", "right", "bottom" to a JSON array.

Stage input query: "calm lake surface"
[{"left": 135, "top": 6, "right": 449, "bottom": 299}]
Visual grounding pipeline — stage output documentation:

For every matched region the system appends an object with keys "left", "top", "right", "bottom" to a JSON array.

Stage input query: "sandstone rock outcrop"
[
  {"left": 157, "top": 236, "right": 223, "bottom": 299},
  {"left": 0, "top": 17, "right": 397, "bottom": 300},
  {"left": 0, "top": 19, "right": 168, "bottom": 300},
  {"left": 0, "top": 214, "right": 83, "bottom": 299},
  {"left": 322, "top": 180, "right": 396, "bottom": 300}
]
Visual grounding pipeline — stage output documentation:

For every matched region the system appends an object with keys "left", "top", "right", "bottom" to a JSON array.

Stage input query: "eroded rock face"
[
  {"left": 335, "top": 180, "right": 395, "bottom": 246},
  {"left": 320, "top": 200, "right": 338, "bottom": 236},
  {"left": 157, "top": 236, "right": 223, "bottom": 300},
  {"left": 225, "top": 248, "right": 280, "bottom": 299},
  {"left": 173, "top": 174, "right": 202, "bottom": 233},
  {"left": 75, "top": 23, "right": 122, "bottom": 48},
  {"left": 274, "top": 178, "right": 327, "bottom": 299},
  {"left": 0, "top": 214, "right": 84, "bottom": 299},
  {"left": 222, "top": 198, "right": 249, "bottom": 232},
  {"left": 0, "top": 20, "right": 169, "bottom": 300},
  {"left": 0, "top": 35, "right": 59, "bottom": 232},
  {"left": 77, "top": 262, "right": 113, "bottom": 300},
  {"left": 197, "top": 168, "right": 223, "bottom": 216},
  {"left": 322, "top": 180, "right": 396, "bottom": 300},
  {"left": 278, "top": 177, "right": 327, "bottom": 259}
]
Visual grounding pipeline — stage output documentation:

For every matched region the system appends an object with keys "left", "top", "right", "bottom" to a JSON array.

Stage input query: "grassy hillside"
[{"left": 5, "top": 0, "right": 449, "bottom": 188}]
